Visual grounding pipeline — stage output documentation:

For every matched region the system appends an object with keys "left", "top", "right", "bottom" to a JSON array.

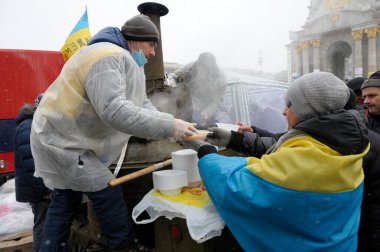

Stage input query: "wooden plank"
[
  {"left": 0, "top": 235, "right": 33, "bottom": 252},
  {"left": 0, "top": 230, "right": 32, "bottom": 242}
]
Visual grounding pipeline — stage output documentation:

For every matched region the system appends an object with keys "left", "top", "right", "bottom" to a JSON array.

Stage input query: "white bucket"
[
  {"left": 171, "top": 149, "right": 201, "bottom": 186},
  {"left": 152, "top": 170, "right": 188, "bottom": 196}
]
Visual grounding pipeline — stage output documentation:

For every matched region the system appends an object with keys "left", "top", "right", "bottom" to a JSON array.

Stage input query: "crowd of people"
[{"left": 11, "top": 12, "right": 380, "bottom": 252}]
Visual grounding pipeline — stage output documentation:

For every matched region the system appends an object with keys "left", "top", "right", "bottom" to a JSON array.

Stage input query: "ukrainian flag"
[
  {"left": 198, "top": 135, "right": 369, "bottom": 252},
  {"left": 61, "top": 7, "right": 91, "bottom": 61}
]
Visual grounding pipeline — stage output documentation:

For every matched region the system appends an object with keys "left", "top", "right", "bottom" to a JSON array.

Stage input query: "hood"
[
  {"left": 88, "top": 27, "right": 129, "bottom": 50},
  {"left": 294, "top": 109, "right": 369, "bottom": 155},
  {"left": 15, "top": 104, "right": 34, "bottom": 125}
]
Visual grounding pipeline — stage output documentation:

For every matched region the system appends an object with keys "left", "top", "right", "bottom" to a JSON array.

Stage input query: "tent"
[{"left": 216, "top": 70, "right": 289, "bottom": 134}]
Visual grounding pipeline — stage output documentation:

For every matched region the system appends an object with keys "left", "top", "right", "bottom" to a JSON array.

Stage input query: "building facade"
[{"left": 288, "top": 0, "right": 380, "bottom": 82}]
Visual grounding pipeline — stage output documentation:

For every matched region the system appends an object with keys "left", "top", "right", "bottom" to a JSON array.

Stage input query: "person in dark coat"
[
  {"left": 362, "top": 71, "right": 380, "bottom": 133},
  {"left": 357, "top": 129, "right": 380, "bottom": 251},
  {"left": 346, "top": 89, "right": 380, "bottom": 252},
  {"left": 197, "top": 72, "right": 368, "bottom": 251},
  {"left": 14, "top": 93, "right": 52, "bottom": 252},
  {"left": 347, "top": 77, "right": 365, "bottom": 106},
  {"left": 205, "top": 87, "right": 380, "bottom": 252}
]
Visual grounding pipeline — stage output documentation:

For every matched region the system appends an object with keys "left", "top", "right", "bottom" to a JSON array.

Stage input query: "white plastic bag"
[
  {"left": 132, "top": 187, "right": 225, "bottom": 243},
  {"left": 0, "top": 179, "right": 33, "bottom": 236}
]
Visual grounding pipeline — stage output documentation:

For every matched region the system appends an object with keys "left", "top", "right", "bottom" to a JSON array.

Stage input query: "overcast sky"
[{"left": 0, "top": 0, "right": 310, "bottom": 73}]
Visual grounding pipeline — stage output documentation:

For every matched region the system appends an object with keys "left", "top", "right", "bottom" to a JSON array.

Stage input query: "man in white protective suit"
[{"left": 31, "top": 14, "right": 196, "bottom": 252}]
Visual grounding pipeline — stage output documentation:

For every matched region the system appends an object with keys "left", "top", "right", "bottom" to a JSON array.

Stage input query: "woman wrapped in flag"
[{"left": 198, "top": 72, "right": 370, "bottom": 251}]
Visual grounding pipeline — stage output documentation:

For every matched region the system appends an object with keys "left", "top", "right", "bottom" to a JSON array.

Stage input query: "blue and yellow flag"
[
  {"left": 198, "top": 135, "right": 368, "bottom": 251},
  {"left": 61, "top": 7, "right": 91, "bottom": 61}
]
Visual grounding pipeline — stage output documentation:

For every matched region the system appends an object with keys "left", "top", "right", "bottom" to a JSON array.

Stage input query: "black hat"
[
  {"left": 344, "top": 88, "right": 358, "bottom": 110},
  {"left": 346, "top": 77, "right": 365, "bottom": 95},
  {"left": 121, "top": 15, "right": 159, "bottom": 43},
  {"left": 361, "top": 71, "right": 380, "bottom": 90}
]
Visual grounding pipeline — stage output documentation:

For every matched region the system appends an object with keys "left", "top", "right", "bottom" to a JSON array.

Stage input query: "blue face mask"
[{"left": 131, "top": 48, "right": 147, "bottom": 67}]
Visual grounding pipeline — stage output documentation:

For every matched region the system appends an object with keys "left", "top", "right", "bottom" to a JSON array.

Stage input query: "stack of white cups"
[
  {"left": 171, "top": 149, "right": 201, "bottom": 187},
  {"left": 152, "top": 149, "right": 201, "bottom": 197}
]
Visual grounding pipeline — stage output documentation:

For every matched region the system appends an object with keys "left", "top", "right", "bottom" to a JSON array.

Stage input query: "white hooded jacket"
[{"left": 31, "top": 27, "right": 174, "bottom": 191}]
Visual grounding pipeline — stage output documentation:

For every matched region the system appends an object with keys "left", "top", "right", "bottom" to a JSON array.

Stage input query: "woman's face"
[{"left": 283, "top": 106, "right": 299, "bottom": 130}]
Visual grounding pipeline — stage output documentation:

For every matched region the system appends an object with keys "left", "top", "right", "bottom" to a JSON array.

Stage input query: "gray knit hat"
[
  {"left": 121, "top": 15, "right": 159, "bottom": 43},
  {"left": 361, "top": 71, "right": 380, "bottom": 90},
  {"left": 285, "top": 72, "right": 349, "bottom": 120}
]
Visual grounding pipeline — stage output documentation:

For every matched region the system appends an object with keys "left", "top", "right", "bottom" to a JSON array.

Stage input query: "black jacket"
[
  {"left": 220, "top": 110, "right": 379, "bottom": 251},
  {"left": 252, "top": 126, "right": 283, "bottom": 140},
  {"left": 227, "top": 131, "right": 276, "bottom": 158},
  {"left": 367, "top": 114, "right": 380, "bottom": 135},
  {"left": 228, "top": 110, "right": 368, "bottom": 157},
  {"left": 294, "top": 109, "right": 368, "bottom": 155},
  {"left": 14, "top": 104, "right": 51, "bottom": 203},
  {"left": 357, "top": 130, "right": 380, "bottom": 252}
]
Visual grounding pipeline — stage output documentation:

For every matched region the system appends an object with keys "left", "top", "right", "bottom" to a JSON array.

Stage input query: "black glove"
[
  {"left": 198, "top": 144, "right": 218, "bottom": 159},
  {"left": 206, "top": 127, "right": 232, "bottom": 147}
]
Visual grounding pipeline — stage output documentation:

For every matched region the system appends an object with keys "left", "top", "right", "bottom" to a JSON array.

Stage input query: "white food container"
[
  {"left": 152, "top": 170, "right": 188, "bottom": 196},
  {"left": 171, "top": 149, "right": 201, "bottom": 186}
]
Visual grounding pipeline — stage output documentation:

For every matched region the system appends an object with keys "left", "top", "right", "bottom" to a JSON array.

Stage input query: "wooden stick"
[{"left": 107, "top": 159, "right": 172, "bottom": 187}]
